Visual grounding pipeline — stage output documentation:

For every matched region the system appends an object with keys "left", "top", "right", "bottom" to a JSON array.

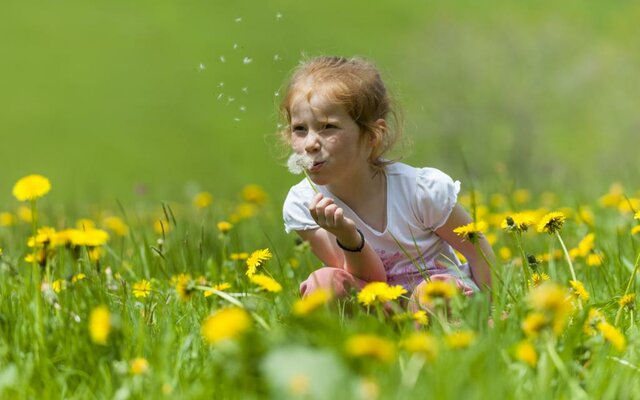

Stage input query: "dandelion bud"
[
  {"left": 527, "top": 254, "right": 539, "bottom": 269},
  {"left": 506, "top": 216, "right": 515, "bottom": 227}
]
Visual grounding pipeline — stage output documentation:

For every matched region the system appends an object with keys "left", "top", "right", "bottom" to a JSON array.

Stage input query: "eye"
[
  {"left": 322, "top": 124, "right": 338, "bottom": 130},
  {"left": 292, "top": 125, "right": 307, "bottom": 134}
]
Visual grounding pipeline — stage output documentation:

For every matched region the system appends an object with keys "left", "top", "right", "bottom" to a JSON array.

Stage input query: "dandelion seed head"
[{"left": 287, "top": 153, "right": 314, "bottom": 175}]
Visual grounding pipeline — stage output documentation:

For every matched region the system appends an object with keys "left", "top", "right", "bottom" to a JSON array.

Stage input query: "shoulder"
[
  {"left": 284, "top": 178, "right": 316, "bottom": 206},
  {"left": 412, "top": 165, "right": 462, "bottom": 230}
]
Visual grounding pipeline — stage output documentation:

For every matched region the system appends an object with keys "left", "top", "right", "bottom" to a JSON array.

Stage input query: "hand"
[{"left": 308, "top": 193, "right": 357, "bottom": 241}]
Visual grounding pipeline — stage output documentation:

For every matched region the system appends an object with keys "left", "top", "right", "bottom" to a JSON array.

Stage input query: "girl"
[{"left": 280, "top": 56, "right": 493, "bottom": 309}]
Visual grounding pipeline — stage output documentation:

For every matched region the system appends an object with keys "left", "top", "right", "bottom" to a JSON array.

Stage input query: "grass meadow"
[{"left": 1, "top": 0, "right": 640, "bottom": 398}]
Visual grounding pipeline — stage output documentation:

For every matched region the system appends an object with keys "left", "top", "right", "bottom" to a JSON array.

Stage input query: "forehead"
[{"left": 289, "top": 86, "right": 350, "bottom": 121}]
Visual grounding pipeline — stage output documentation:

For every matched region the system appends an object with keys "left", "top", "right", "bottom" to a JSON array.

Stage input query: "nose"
[{"left": 304, "top": 130, "right": 321, "bottom": 153}]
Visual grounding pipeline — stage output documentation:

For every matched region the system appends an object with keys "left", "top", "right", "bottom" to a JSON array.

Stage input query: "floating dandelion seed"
[
  {"left": 227, "top": 97, "right": 235, "bottom": 103},
  {"left": 234, "top": 118, "right": 241, "bottom": 122},
  {"left": 198, "top": 63, "right": 206, "bottom": 71},
  {"left": 216, "top": 93, "right": 223, "bottom": 100},
  {"left": 218, "top": 82, "right": 224, "bottom": 88},
  {"left": 243, "top": 57, "right": 253, "bottom": 64},
  {"left": 234, "top": 17, "right": 242, "bottom": 23},
  {"left": 287, "top": 153, "right": 314, "bottom": 175},
  {"left": 239, "top": 106, "right": 246, "bottom": 112},
  {"left": 219, "top": 56, "right": 226, "bottom": 63},
  {"left": 241, "top": 87, "right": 248, "bottom": 93},
  {"left": 233, "top": 43, "right": 238, "bottom": 50},
  {"left": 276, "top": 12, "right": 283, "bottom": 20},
  {"left": 274, "top": 90, "right": 280, "bottom": 97},
  {"left": 276, "top": 123, "right": 283, "bottom": 129},
  {"left": 273, "top": 54, "right": 282, "bottom": 61}
]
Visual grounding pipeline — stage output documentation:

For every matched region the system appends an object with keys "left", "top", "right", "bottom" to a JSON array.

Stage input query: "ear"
[{"left": 369, "top": 118, "right": 387, "bottom": 146}]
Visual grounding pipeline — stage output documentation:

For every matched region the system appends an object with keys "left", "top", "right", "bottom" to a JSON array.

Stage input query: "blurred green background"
[{"left": 2, "top": 0, "right": 639, "bottom": 208}]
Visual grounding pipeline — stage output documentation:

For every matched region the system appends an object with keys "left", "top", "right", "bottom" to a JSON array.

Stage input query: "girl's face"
[{"left": 289, "top": 92, "right": 373, "bottom": 186}]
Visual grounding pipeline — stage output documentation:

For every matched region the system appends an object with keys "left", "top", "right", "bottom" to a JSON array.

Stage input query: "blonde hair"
[{"left": 279, "top": 56, "right": 403, "bottom": 171}]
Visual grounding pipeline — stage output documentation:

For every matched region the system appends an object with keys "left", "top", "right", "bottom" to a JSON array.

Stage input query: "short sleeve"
[
  {"left": 283, "top": 181, "right": 319, "bottom": 233},
  {"left": 415, "top": 168, "right": 461, "bottom": 230}
]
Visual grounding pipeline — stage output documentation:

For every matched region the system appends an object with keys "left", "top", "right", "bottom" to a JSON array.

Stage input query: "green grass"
[{"left": 0, "top": 181, "right": 639, "bottom": 399}]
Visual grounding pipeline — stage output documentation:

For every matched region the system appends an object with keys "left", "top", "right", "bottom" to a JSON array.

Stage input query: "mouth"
[{"left": 309, "top": 161, "right": 325, "bottom": 172}]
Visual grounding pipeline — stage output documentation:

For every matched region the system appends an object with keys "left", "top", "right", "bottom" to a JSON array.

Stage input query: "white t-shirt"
[{"left": 283, "top": 162, "right": 476, "bottom": 292}]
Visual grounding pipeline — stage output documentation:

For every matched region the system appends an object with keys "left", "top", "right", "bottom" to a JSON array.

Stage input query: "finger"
[
  {"left": 324, "top": 204, "right": 338, "bottom": 226},
  {"left": 334, "top": 207, "right": 344, "bottom": 227},
  {"left": 308, "top": 193, "right": 324, "bottom": 209}
]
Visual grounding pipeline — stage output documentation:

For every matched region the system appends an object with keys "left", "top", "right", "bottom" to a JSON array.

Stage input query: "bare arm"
[
  {"left": 296, "top": 193, "right": 387, "bottom": 283},
  {"left": 435, "top": 204, "right": 493, "bottom": 291}
]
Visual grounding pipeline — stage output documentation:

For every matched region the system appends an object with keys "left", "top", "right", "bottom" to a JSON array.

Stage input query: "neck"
[{"left": 327, "top": 166, "right": 384, "bottom": 207}]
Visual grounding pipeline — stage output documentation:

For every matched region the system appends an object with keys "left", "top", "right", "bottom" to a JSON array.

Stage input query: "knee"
[{"left": 300, "top": 267, "right": 357, "bottom": 298}]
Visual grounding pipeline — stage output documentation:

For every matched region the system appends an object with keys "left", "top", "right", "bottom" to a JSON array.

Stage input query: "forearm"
[
  {"left": 335, "top": 230, "right": 386, "bottom": 282},
  {"left": 467, "top": 240, "right": 494, "bottom": 291}
]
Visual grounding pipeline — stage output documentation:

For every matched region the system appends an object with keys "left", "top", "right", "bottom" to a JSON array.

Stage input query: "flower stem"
[
  {"left": 302, "top": 170, "right": 319, "bottom": 193},
  {"left": 614, "top": 251, "right": 640, "bottom": 326},
  {"left": 555, "top": 231, "right": 577, "bottom": 282},
  {"left": 514, "top": 232, "right": 532, "bottom": 289}
]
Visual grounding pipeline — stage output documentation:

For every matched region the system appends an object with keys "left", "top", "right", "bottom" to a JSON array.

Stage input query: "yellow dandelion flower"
[
  {"left": 88, "top": 247, "right": 104, "bottom": 262},
  {"left": 514, "top": 341, "right": 537, "bottom": 368},
  {"left": 513, "top": 189, "right": 531, "bottom": 204},
  {"left": 569, "top": 280, "right": 590, "bottom": 301},
  {"left": 76, "top": 219, "right": 96, "bottom": 230},
  {"left": 217, "top": 221, "right": 233, "bottom": 234},
  {"left": 576, "top": 233, "right": 595, "bottom": 257},
  {"left": 0, "top": 212, "right": 15, "bottom": 227},
  {"left": 52, "top": 279, "right": 66, "bottom": 293},
  {"left": 246, "top": 248, "right": 272, "bottom": 277},
  {"left": 12, "top": 174, "right": 51, "bottom": 202},
  {"left": 445, "top": 330, "right": 476, "bottom": 349},
  {"left": 499, "top": 246, "right": 512, "bottom": 261},
  {"left": 599, "top": 183, "right": 624, "bottom": 208},
  {"left": 357, "top": 282, "right": 407, "bottom": 306},
  {"left": 130, "top": 358, "right": 150, "bottom": 375},
  {"left": 485, "top": 233, "right": 497, "bottom": 246},
  {"left": 631, "top": 225, "right": 640, "bottom": 235},
  {"left": 230, "top": 203, "right": 258, "bottom": 222},
  {"left": 527, "top": 283, "right": 574, "bottom": 335},
  {"left": 241, "top": 184, "right": 267, "bottom": 205},
  {"left": 578, "top": 206, "right": 594, "bottom": 226},
  {"left": 288, "top": 258, "right": 300, "bottom": 269},
  {"left": 454, "top": 250, "right": 467, "bottom": 263},
  {"left": 619, "top": 294, "right": 635, "bottom": 309},
  {"left": 102, "top": 216, "right": 129, "bottom": 236},
  {"left": 153, "top": 220, "right": 171, "bottom": 235},
  {"left": 597, "top": 322, "right": 626, "bottom": 352},
  {"left": 173, "top": 273, "right": 195, "bottom": 301},
  {"left": 293, "top": 289, "right": 332, "bottom": 315},
  {"left": 230, "top": 252, "right": 249, "bottom": 261},
  {"left": 587, "top": 253, "right": 603, "bottom": 266},
  {"left": 345, "top": 334, "right": 396, "bottom": 363},
  {"left": 400, "top": 332, "right": 438, "bottom": 360},
  {"left": 204, "top": 282, "right": 232, "bottom": 297},
  {"left": 250, "top": 274, "right": 282, "bottom": 292},
  {"left": 420, "top": 280, "right": 457, "bottom": 304},
  {"left": 201, "top": 307, "right": 251, "bottom": 345},
  {"left": 529, "top": 272, "right": 550, "bottom": 288},
  {"left": 17, "top": 205, "right": 33, "bottom": 223},
  {"left": 89, "top": 305, "right": 111, "bottom": 345},
  {"left": 27, "top": 227, "right": 57, "bottom": 247},
  {"left": 537, "top": 212, "right": 566, "bottom": 234},
  {"left": 193, "top": 191, "right": 214, "bottom": 208},
  {"left": 132, "top": 280, "right": 152, "bottom": 298},
  {"left": 501, "top": 213, "right": 536, "bottom": 233},
  {"left": 71, "top": 273, "right": 86, "bottom": 283},
  {"left": 453, "top": 221, "right": 487, "bottom": 243},
  {"left": 583, "top": 308, "right": 605, "bottom": 336},
  {"left": 619, "top": 198, "right": 640, "bottom": 214},
  {"left": 25, "top": 248, "right": 47, "bottom": 266},
  {"left": 522, "top": 312, "right": 548, "bottom": 338},
  {"left": 635, "top": 211, "right": 640, "bottom": 220},
  {"left": 412, "top": 310, "right": 429, "bottom": 325}
]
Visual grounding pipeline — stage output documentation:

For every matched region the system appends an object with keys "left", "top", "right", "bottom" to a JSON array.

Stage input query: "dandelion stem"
[
  {"left": 555, "top": 231, "right": 577, "bottom": 282},
  {"left": 614, "top": 251, "right": 640, "bottom": 326},
  {"left": 545, "top": 338, "right": 588, "bottom": 399},
  {"left": 302, "top": 170, "right": 319, "bottom": 194},
  {"left": 514, "top": 232, "right": 532, "bottom": 290},
  {"left": 476, "top": 244, "right": 517, "bottom": 304}
]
